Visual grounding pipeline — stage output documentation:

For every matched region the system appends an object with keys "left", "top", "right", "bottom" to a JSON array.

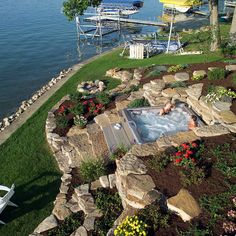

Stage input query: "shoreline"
[{"left": 0, "top": 46, "right": 121, "bottom": 146}]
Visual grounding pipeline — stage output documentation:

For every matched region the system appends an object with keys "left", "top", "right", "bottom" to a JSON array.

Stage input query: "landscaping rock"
[
  {"left": 162, "top": 88, "right": 179, "bottom": 98},
  {"left": 116, "top": 153, "right": 147, "bottom": 176},
  {"left": 126, "top": 174, "right": 155, "bottom": 200},
  {"left": 116, "top": 100, "right": 130, "bottom": 111},
  {"left": 66, "top": 200, "right": 81, "bottom": 213},
  {"left": 94, "top": 114, "right": 110, "bottom": 128},
  {"left": 193, "top": 124, "right": 230, "bottom": 137},
  {"left": 174, "top": 72, "right": 189, "bottom": 82},
  {"left": 99, "top": 175, "right": 110, "bottom": 188},
  {"left": 213, "top": 110, "right": 236, "bottom": 124},
  {"left": 167, "top": 189, "right": 201, "bottom": 222},
  {"left": 162, "top": 75, "right": 176, "bottom": 84},
  {"left": 212, "top": 101, "right": 232, "bottom": 112},
  {"left": 53, "top": 199, "right": 72, "bottom": 221},
  {"left": 192, "top": 70, "right": 206, "bottom": 78},
  {"left": 90, "top": 180, "right": 102, "bottom": 190},
  {"left": 70, "top": 226, "right": 88, "bottom": 236},
  {"left": 34, "top": 215, "right": 58, "bottom": 234},
  {"left": 75, "top": 184, "right": 89, "bottom": 197},
  {"left": 83, "top": 216, "right": 95, "bottom": 231},
  {"left": 222, "top": 123, "right": 236, "bottom": 133},
  {"left": 108, "top": 174, "right": 116, "bottom": 189},
  {"left": 150, "top": 80, "right": 166, "bottom": 91},
  {"left": 225, "top": 64, "right": 236, "bottom": 71},
  {"left": 130, "top": 143, "right": 159, "bottom": 157},
  {"left": 168, "top": 131, "right": 199, "bottom": 147},
  {"left": 173, "top": 87, "right": 188, "bottom": 98},
  {"left": 185, "top": 83, "right": 203, "bottom": 100}
]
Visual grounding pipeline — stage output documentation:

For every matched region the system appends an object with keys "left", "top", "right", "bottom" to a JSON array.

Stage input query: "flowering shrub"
[
  {"left": 74, "top": 115, "right": 87, "bottom": 128},
  {"left": 191, "top": 74, "right": 204, "bottom": 81},
  {"left": 83, "top": 99, "right": 105, "bottom": 116},
  {"left": 114, "top": 216, "right": 148, "bottom": 236},
  {"left": 167, "top": 64, "right": 186, "bottom": 73},
  {"left": 173, "top": 142, "right": 199, "bottom": 168},
  {"left": 205, "top": 86, "right": 236, "bottom": 103}
]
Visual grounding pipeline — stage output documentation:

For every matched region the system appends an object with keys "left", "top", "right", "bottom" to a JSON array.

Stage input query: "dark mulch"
[
  {"left": 138, "top": 134, "right": 236, "bottom": 236},
  {"left": 141, "top": 61, "right": 236, "bottom": 114}
]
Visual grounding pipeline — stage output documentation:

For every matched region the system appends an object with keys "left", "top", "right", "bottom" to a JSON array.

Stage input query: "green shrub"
[
  {"left": 221, "top": 42, "right": 236, "bottom": 57},
  {"left": 47, "top": 212, "right": 84, "bottom": 236},
  {"left": 80, "top": 159, "right": 106, "bottom": 183},
  {"left": 167, "top": 64, "right": 186, "bottom": 73},
  {"left": 94, "top": 189, "right": 123, "bottom": 236},
  {"left": 191, "top": 74, "right": 205, "bottom": 81},
  {"left": 146, "top": 69, "right": 161, "bottom": 78},
  {"left": 96, "top": 92, "right": 111, "bottom": 105},
  {"left": 110, "top": 145, "right": 128, "bottom": 161},
  {"left": 170, "top": 81, "right": 187, "bottom": 88},
  {"left": 55, "top": 115, "right": 69, "bottom": 129},
  {"left": 138, "top": 202, "right": 170, "bottom": 232},
  {"left": 207, "top": 68, "right": 226, "bottom": 80},
  {"left": 69, "top": 103, "right": 85, "bottom": 115},
  {"left": 69, "top": 91, "right": 83, "bottom": 102},
  {"left": 211, "top": 144, "right": 236, "bottom": 177},
  {"left": 128, "top": 98, "right": 150, "bottom": 108},
  {"left": 146, "top": 153, "right": 170, "bottom": 172},
  {"left": 180, "top": 167, "right": 205, "bottom": 187}
]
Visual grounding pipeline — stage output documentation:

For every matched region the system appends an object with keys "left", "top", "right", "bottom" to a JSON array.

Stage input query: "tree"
[
  {"left": 209, "top": 0, "right": 221, "bottom": 51},
  {"left": 63, "top": 0, "right": 101, "bottom": 21},
  {"left": 230, "top": 6, "right": 236, "bottom": 44}
]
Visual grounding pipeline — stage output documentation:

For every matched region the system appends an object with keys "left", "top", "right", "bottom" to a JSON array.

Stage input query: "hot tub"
[{"left": 122, "top": 103, "right": 203, "bottom": 144}]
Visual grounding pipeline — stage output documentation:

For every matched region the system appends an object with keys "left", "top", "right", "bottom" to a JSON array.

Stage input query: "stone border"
[{"left": 0, "top": 46, "right": 121, "bottom": 146}]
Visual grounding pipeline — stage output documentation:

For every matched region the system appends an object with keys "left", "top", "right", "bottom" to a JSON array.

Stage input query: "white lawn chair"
[{"left": 0, "top": 184, "right": 18, "bottom": 224}]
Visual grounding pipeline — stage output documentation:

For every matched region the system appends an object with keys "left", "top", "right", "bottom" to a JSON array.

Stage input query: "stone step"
[{"left": 94, "top": 114, "right": 110, "bottom": 128}]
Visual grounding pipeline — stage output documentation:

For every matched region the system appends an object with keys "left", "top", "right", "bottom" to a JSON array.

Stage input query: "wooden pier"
[{"left": 85, "top": 15, "right": 168, "bottom": 27}]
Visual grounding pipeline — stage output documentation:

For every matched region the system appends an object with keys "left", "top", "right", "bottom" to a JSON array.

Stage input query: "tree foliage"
[{"left": 63, "top": 0, "right": 101, "bottom": 21}]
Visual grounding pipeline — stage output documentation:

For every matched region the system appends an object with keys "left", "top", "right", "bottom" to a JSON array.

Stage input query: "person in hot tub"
[
  {"left": 188, "top": 115, "right": 198, "bottom": 130},
  {"left": 159, "top": 102, "right": 175, "bottom": 116}
]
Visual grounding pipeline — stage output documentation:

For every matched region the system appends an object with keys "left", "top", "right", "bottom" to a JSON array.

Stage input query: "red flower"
[
  {"left": 185, "top": 153, "right": 190, "bottom": 158},
  {"left": 191, "top": 142, "right": 198, "bottom": 148},
  {"left": 186, "top": 150, "right": 193, "bottom": 155},
  {"left": 181, "top": 143, "right": 190, "bottom": 150},
  {"left": 83, "top": 101, "right": 88, "bottom": 105},
  {"left": 191, "top": 158, "right": 196, "bottom": 162},
  {"left": 175, "top": 151, "right": 182, "bottom": 156},
  {"left": 175, "top": 158, "right": 181, "bottom": 164}
]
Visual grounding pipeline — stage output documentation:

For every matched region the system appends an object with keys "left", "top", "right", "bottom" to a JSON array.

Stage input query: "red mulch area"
[
  {"left": 138, "top": 134, "right": 236, "bottom": 236},
  {"left": 53, "top": 99, "right": 116, "bottom": 137},
  {"left": 140, "top": 61, "right": 236, "bottom": 114}
]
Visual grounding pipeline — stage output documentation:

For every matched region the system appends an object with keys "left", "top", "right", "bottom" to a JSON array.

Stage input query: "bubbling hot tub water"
[{"left": 126, "top": 104, "right": 193, "bottom": 143}]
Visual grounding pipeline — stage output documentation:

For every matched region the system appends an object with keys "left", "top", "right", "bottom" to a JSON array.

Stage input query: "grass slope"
[{"left": 0, "top": 49, "right": 223, "bottom": 235}]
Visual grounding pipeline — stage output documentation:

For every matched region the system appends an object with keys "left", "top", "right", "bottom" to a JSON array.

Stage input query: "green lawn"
[{"left": 0, "top": 49, "right": 223, "bottom": 236}]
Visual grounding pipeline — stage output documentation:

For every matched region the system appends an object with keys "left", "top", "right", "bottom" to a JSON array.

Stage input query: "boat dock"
[{"left": 85, "top": 15, "right": 168, "bottom": 27}]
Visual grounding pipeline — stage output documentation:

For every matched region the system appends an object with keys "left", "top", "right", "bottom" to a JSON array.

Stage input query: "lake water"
[{"left": 0, "top": 0, "right": 224, "bottom": 120}]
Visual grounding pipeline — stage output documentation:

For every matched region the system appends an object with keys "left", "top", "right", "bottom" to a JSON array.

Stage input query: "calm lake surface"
[{"left": 0, "top": 0, "right": 224, "bottom": 120}]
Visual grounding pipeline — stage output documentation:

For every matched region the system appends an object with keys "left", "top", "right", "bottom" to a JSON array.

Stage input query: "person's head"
[{"left": 191, "top": 115, "right": 197, "bottom": 122}]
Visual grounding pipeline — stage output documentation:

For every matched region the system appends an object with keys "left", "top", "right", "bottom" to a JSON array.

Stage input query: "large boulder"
[
  {"left": 193, "top": 124, "right": 230, "bottom": 137},
  {"left": 174, "top": 72, "right": 189, "bottom": 82},
  {"left": 185, "top": 83, "right": 203, "bottom": 100},
  {"left": 167, "top": 189, "right": 201, "bottom": 222}
]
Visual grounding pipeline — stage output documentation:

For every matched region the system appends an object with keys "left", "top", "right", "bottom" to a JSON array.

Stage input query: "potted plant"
[{"left": 74, "top": 115, "right": 87, "bottom": 129}]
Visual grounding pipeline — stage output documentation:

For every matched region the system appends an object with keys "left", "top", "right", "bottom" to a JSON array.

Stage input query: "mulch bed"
[
  {"left": 138, "top": 134, "right": 236, "bottom": 236},
  {"left": 140, "top": 61, "right": 236, "bottom": 114}
]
